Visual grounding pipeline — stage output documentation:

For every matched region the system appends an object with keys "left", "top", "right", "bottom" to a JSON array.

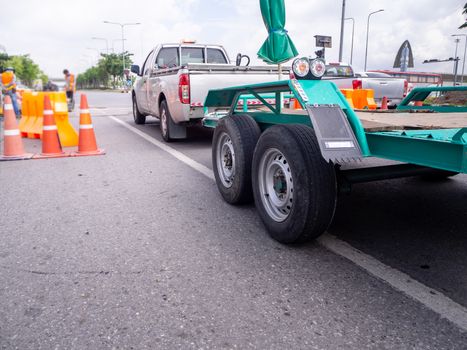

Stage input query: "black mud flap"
[{"left": 305, "top": 105, "right": 362, "bottom": 163}]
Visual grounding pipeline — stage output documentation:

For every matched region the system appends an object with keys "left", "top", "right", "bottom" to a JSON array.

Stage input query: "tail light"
[
  {"left": 352, "top": 79, "right": 362, "bottom": 89},
  {"left": 403, "top": 79, "right": 408, "bottom": 97},
  {"left": 178, "top": 73, "right": 190, "bottom": 104}
]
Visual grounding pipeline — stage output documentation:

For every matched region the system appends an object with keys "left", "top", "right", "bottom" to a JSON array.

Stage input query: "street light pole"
[
  {"left": 453, "top": 38, "right": 460, "bottom": 85},
  {"left": 364, "top": 9, "right": 384, "bottom": 71},
  {"left": 345, "top": 17, "right": 355, "bottom": 65},
  {"left": 92, "top": 37, "right": 109, "bottom": 54},
  {"left": 452, "top": 34, "right": 467, "bottom": 84},
  {"left": 338, "top": 0, "right": 346, "bottom": 62},
  {"left": 103, "top": 21, "right": 141, "bottom": 75}
]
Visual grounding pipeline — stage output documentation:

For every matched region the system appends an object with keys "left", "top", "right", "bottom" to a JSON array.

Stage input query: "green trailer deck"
[
  {"left": 204, "top": 79, "right": 467, "bottom": 173},
  {"left": 203, "top": 69, "right": 466, "bottom": 243}
]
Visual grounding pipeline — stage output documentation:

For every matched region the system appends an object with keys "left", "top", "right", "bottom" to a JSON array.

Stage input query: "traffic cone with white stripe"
[
  {"left": 0, "top": 95, "right": 33, "bottom": 161},
  {"left": 33, "top": 95, "right": 69, "bottom": 159},
  {"left": 72, "top": 94, "right": 105, "bottom": 156}
]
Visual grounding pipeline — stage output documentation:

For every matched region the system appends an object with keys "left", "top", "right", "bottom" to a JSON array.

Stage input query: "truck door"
[
  {"left": 148, "top": 47, "right": 180, "bottom": 115},
  {"left": 135, "top": 50, "right": 154, "bottom": 114}
]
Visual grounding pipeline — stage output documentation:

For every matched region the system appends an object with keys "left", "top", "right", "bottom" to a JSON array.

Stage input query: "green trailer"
[{"left": 202, "top": 57, "right": 467, "bottom": 244}]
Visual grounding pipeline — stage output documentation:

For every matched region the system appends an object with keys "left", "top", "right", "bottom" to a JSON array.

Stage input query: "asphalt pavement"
[{"left": 1, "top": 90, "right": 466, "bottom": 349}]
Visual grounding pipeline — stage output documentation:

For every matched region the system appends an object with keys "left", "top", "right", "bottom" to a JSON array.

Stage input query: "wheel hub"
[
  {"left": 258, "top": 148, "right": 293, "bottom": 222},
  {"left": 216, "top": 132, "right": 236, "bottom": 188}
]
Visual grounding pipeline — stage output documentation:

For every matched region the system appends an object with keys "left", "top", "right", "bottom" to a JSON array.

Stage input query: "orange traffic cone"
[
  {"left": 33, "top": 95, "right": 69, "bottom": 159},
  {"left": 72, "top": 94, "right": 105, "bottom": 157},
  {"left": 0, "top": 95, "right": 33, "bottom": 161},
  {"left": 381, "top": 96, "right": 388, "bottom": 110}
]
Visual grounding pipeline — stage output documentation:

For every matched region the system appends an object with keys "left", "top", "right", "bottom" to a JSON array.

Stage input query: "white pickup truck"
[
  {"left": 131, "top": 42, "right": 287, "bottom": 141},
  {"left": 324, "top": 63, "right": 408, "bottom": 108}
]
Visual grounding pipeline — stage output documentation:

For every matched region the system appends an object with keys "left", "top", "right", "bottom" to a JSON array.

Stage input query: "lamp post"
[
  {"left": 338, "top": 0, "right": 346, "bottom": 62},
  {"left": 92, "top": 37, "right": 109, "bottom": 54},
  {"left": 452, "top": 34, "right": 467, "bottom": 84},
  {"left": 103, "top": 21, "right": 141, "bottom": 75},
  {"left": 364, "top": 9, "right": 384, "bottom": 71},
  {"left": 112, "top": 39, "right": 126, "bottom": 53},
  {"left": 345, "top": 17, "right": 355, "bottom": 65}
]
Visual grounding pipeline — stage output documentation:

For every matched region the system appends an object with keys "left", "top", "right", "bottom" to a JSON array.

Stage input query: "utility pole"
[
  {"left": 453, "top": 38, "right": 460, "bottom": 85},
  {"left": 338, "top": 0, "right": 346, "bottom": 62},
  {"left": 364, "top": 9, "right": 384, "bottom": 71},
  {"left": 345, "top": 17, "right": 355, "bottom": 65}
]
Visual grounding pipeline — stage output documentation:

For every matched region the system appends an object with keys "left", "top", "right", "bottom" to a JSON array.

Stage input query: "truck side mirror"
[{"left": 130, "top": 64, "right": 140, "bottom": 76}]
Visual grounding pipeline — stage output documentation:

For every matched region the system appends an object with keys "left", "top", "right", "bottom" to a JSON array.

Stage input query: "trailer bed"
[{"left": 278, "top": 108, "right": 466, "bottom": 132}]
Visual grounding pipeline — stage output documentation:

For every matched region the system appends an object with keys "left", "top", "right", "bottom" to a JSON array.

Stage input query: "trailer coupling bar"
[{"left": 306, "top": 105, "right": 362, "bottom": 164}]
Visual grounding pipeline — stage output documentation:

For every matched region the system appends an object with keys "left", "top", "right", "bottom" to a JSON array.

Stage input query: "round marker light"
[
  {"left": 292, "top": 58, "right": 310, "bottom": 78},
  {"left": 309, "top": 59, "right": 326, "bottom": 78}
]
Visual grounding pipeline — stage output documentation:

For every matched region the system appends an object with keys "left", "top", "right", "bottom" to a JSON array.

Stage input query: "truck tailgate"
[{"left": 189, "top": 69, "right": 286, "bottom": 107}]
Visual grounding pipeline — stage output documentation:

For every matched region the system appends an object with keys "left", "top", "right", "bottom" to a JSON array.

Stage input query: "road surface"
[{"left": 1, "top": 90, "right": 466, "bottom": 349}]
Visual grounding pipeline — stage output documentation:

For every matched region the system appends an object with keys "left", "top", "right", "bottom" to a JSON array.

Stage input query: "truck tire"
[
  {"left": 420, "top": 170, "right": 459, "bottom": 181},
  {"left": 160, "top": 100, "right": 172, "bottom": 142},
  {"left": 212, "top": 114, "right": 261, "bottom": 204},
  {"left": 252, "top": 124, "right": 337, "bottom": 243},
  {"left": 132, "top": 95, "right": 146, "bottom": 125}
]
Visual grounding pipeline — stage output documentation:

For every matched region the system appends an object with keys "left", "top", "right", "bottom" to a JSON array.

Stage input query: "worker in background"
[
  {"left": 1, "top": 67, "right": 20, "bottom": 117},
  {"left": 63, "top": 69, "right": 75, "bottom": 111}
]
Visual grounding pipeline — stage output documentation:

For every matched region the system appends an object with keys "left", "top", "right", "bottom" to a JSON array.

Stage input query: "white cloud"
[{"left": 0, "top": 0, "right": 464, "bottom": 78}]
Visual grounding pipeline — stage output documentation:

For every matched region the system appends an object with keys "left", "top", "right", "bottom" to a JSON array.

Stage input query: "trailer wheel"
[
  {"left": 420, "top": 170, "right": 459, "bottom": 181},
  {"left": 133, "top": 95, "right": 146, "bottom": 125},
  {"left": 252, "top": 124, "right": 337, "bottom": 243},
  {"left": 212, "top": 114, "right": 261, "bottom": 204}
]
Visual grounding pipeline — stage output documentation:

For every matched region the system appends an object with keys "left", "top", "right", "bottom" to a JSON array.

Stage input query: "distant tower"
[{"left": 393, "top": 40, "right": 414, "bottom": 72}]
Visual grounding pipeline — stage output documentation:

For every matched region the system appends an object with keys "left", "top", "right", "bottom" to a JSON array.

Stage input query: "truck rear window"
[
  {"left": 325, "top": 65, "right": 354, "bottom": 77},
  {"left": 181, "top": 48, "right": 204, "bottom": 65},
  {"left": 156, "top": 48, "right": 179, "bottom": 68},
  {"left": 207, "top": 49, "right": 227, "bottom": 64}
]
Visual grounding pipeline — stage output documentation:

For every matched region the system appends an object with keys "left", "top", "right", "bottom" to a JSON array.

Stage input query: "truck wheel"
[
  {"left": 212, "top": 114, "right": 261, "bottom": 204},
  {"left": 133, "top": 95, "right": 146, "bottom": 125},
  {"left": 252, "top": 124, "right": 337, "bottom": 243},
  {"left": 160, "top": 100, "right": 172, "bottom": 142},
  {"left": 420, "top": 170, "right": 459, "bottom": 181}
]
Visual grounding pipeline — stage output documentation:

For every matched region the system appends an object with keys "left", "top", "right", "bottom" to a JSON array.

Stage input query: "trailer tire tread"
[
  {"left": 252, "top": 124, "right": 337, "bottom": 243},
  {"left": 212, "top": 114, "right": 261, "bottom": 204}
]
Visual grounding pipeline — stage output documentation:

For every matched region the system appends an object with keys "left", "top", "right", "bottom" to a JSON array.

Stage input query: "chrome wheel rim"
[
  {"left": 258, "top": 148, "right": 293, "bottom": 222},
  {"left": 216, "top": 132, "right": 235, "bottom": 188}
]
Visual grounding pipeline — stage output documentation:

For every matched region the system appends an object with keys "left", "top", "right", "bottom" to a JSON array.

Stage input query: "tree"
[
  {"left": 460, "top": 3, "right": 467, "bottom": 29},
  {"left": 77, "top": 52, "right": 133, "bottom": 89},
  {"left": 3, "top": 54, "right": 48, "bottom": 87}
]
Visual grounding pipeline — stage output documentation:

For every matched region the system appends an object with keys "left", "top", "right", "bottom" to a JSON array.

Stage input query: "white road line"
[
  {"left": 317, "top": 234, "right": 467, "bottom": 331},
  {"left": 109, "top": 115, "right": 467, "bottom": 332},
  {"left": 109, "top": 116, "right": 214, "bottom": 180}
]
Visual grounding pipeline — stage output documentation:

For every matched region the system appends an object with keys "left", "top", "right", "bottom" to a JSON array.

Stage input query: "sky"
[{"left": 0, "top": 0, "right": 464, "bottom": 78}]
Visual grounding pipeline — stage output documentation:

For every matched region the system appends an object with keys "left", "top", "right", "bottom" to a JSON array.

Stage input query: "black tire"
[
  {"left": 133, "top": 95, "right": 146, "bottom": 125},
  {"left": 420, "top": 170, "right": 459, "bottom": 181},
  {"left": 160, "top": 100, "right": 172, "bottom": 142},
  {"left": 252, "top": 124, "right": 337, "bottom": 243},
  {"left": 212, "top": 114, "right": 261, "bottom": 204}
]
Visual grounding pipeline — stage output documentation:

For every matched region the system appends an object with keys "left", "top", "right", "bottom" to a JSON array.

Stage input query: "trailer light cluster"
[{"left": 292, "top": 57, "right": 326, "bottom": 80}]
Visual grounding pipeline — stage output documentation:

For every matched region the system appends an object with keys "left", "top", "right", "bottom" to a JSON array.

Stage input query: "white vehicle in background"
[
  {"left": 131, "top": 41, "right": 288, "bottom": 142},
  {"left": 323, "top": 63, "right": 408, "bottom": 108},
  {"left": 354, "top": 71, "right": 408, "bottom": 108}
]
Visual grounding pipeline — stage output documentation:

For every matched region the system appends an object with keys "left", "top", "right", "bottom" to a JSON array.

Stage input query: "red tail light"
[
  {"left": 178, "top": 73, "right": 190, "bottom": 104},
  {"left": 352, "top": 79, "right": 362, "bottom": 89},
  {"left": 403, "top": 79, "right": 408, "bottom": 97}
]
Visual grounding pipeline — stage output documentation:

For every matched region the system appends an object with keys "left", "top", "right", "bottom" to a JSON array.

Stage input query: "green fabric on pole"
[{"left": 257, "top": 0, "right": 298, "bottom": 64}]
